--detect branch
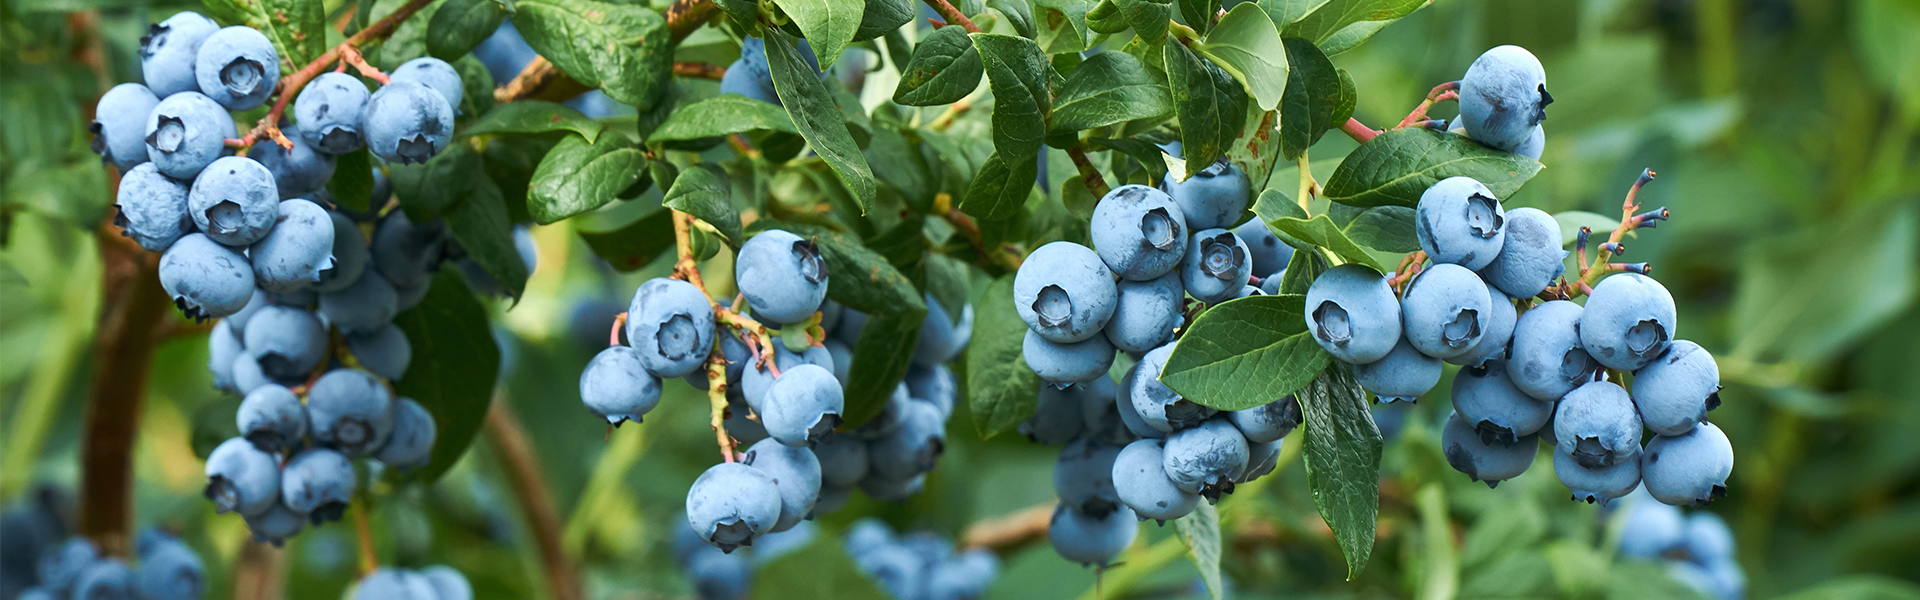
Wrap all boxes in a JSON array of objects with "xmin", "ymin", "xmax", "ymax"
[
  {"xmin": 1395, "ymin": 81, "xmax": 1459, "ymax": 130},
  {"xmin": 233, "ymin": 0, "xmax": 435, "ymax": 150},
  {"xmin": 674, "ymin": 61, "xmax": 727, "ymax": 80},
  {"xmin": 486, "ymin": 402, "xmax": 582, "ymax": 600},
  {"xmin": 78, "ymin": 221, "xmax": 169, "ymax": 559},
  {"xmin": 1339, "ymin": 117, "xmax": 1379, "ymax": 144},
  {"xmin": 961, "ymin": 503, "xmax": 1052, "ymax": 550},
  {"xmin": 350, "ymin": 493, "xmax": 378, "ymax": 576},
  {"xmin": 921, "ymin": 0, "xmax": 982, "ymax": 33},
  {"xmin": 936, "ymin": 193, "xmax": 1023, "ymax": 273},
  {"xmin": 230, "ymin": 540, "xmax": 286, "ymax": 600},
  {"xmin": 1067, "ymin": 146, "xmax": 1111, "ymax": 198},
  {"xmin": 1545, "ymin": 169, "xmax": 1664, "ymax": 300}
]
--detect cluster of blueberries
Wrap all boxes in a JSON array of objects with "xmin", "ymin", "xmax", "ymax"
[
  {"xmin": 577, "ymin": 229, "xmax": 973, "ymax": 554},
  {"xmin": 1617, "ymin": 489, "xmax": 1745, "ymax": 599},
  {"xmin": 673, "ymin": 519, "xmax": 997, "ymax": 600},
  {"xmin": 347, "ymin": 565, "xmax": 471, "ymax": 600},
  {"xmin": 10, "ymin": 531, "xmax": 205, "ymax": 600}
]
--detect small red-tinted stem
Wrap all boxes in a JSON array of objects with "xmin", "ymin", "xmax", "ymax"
[
  {"xmin": 1340, "ymin": 118, "xmax": 1379, "ymax": 143},
  {"xmin": 337, "ymin": 45, "xmax": 389, "ymax": 84},
  {"xmin": 921, "ymin": 0, "xmax": 981, "ymax": 33},
  {"xmin": 609, "ymin": 312, "xmax": 627, "ymax": 347},
  {"xmin": 1396, "ymin": 90, "xmax": 1460, "ymax": 130}
]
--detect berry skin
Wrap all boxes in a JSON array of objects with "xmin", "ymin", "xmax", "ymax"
[
  {"xmin": 237, "ymin": 384, "xmax": 307, "ymax": 454},
  {"xmin": 145, "ymin": 92, "xmax": 235, "ymax": 180},
  {"xmin": 1553, "ymin": 446, "xmax": 1640, "ymax": 505},
  {"xmin": 1354, "ymin": 336, "xmax": 1442, "ymax": 403},
  {"xmin": 1089, "ymin": 184, "xmax": 1188, "ymax": 280},
  {"xmin": 1440, "ymin": 411, "xmax": 1537, "ymax": 488},
  {"xmin": 204, "ymin": 437, "xmax": 281, "ymax": 517},
  {"xmin": 735, "ymin": 230, "xmax": 829, "ymax": 324},
  {"xmin": 742, "ymin": 438, "xmax": 823, "ymax": 532},
  {"xmin": 1553, "ymin": 380, "xmax": 1642, "ymax": 469},
  {"xmin": 390, "ymin": 57, "xmax": 465, "ymax": 112},
  {"xmin": 250, "ymin": 198, "xmax": 337, "ymax": 293},
  {"xmin": 1228, "ymin": 396, "xmax": 1301, "ymax": 443},
  {"xmin": 1416, "ymin": 177, "xmax": 1507, "ymax": 270},
  {"xmin": 1507, "ymin": 300, "xmax": 1597, "ymax": 401},
  {"xmin": 812, "ymin": 433, "xmax": 870, "ymax": 487},
  {"xmin": 1022, "ymin": 329, "xmax": 1116, "ymax": 385},
  {"xmin": 1479, "ymin": 207, "xmax": 1565, "ymax": 298},
  {"xmin": 1401, "ymin": 263, "xmax": 1494, "ymax": 359},
  {"xmin": 71, "ymin": 558, "xmax": 133, "ymax": 600},
  {"xmin": 686, "ymin": 548, "xmax": 752, "ymax": 600},
  {"xmin": 1514, "ymin": 124, "xmax": 1545, "ymax": 159},
  {"xmin": 1015, "ymin": 242, "xmax": 1119, "ymax": 343},
  {"xmin": 114, "ymin": 162, "xmax": 193, "ymax": 252},
  {"xmin": 1685, "ymin": 512, "xmax": 1735, "ymax": 564},
  {"xmin": 719, "ymin": 57, "xmax": 781, "ymax": 104},
  {"xmin": 249, "ymin": 123, "xmax": 338, "ymax": 199},
  {"xmin": 1130, "ymin": 343, "xmax": 1216, "ymax": 432},
  {"xmin": 347, "ymin": 324, "xmax": 413, "ymax": 381},
  {"xmin": 927, "ymin": 550, "xmax": 1000, "ymax": 600},
  {"xmin": 159, "ymin": 233, "xmax": 256, "ymax": 321},
  {"xmin": 1053, "ymin": 438, "xmax": 1123, "ymax": 517},
  {"xmin": 208, "ymin": 320, "xmax": 244, "ymax": 392},
  {"xmin": 36, "ymin": 537, "xmax": 99, "ymax": 593},
  {"xmin": 1631, "ymin": 340, "xmax": 1721, "ymax": 436},
  {"xmin": 1179, "ymin": 228, "xmax": 1252, "ymax": 304},
  {"xmin": 914, "ymin": 295, "xmax": 972, "ymax": 367},
  {"xmin": 1618, "ymin": 490, "xmax": 1685, "ymax": 557},
  {"xmin": 1642, "ymin": 421, "xmax": 1734, "ymax": 507},
  {"xmin": 1235, "ymin": 219, "xmax": 1295, "ymax": 279},
  {"xmin": 295, "ymin": 72, "xmax": 373, "ymax": 154},
  {"xmin": 687, "ymin": 462, "xmax": 784, "ymax": 552},
  {"xmin": 134, "ymin": 534, "xmax": 205, "ymax": 600},
  {"xmin": 1258, "ymin": 267, "xmax": 1286, "ymax": 295},
  {"xmin": 1239, "ymin": 438, "xmax": 1283, "ymax": 483},
  {"xmin": 1069, "ymin": 375, "xmax": 1130, "ymax": 444},
  {"xmin": 1111, "ymin": 439, "xmax": 1199, "ymax": 521},
  {"xmin": 1159, "ymin": 161, "xmax": 1250, "ymax": 230},
  {"xmin": 906, "ymin": 364, "xmax": 958, "ymax": 422},
  {"xmin": 374, "ymin": 397, "xmax": 437, "ymax": 470},
  {"xmin": 1448, "ymin": 279, "xmax": 1517, "ymax": 368},
  {"xmin": 1104, "ymin": 272, "xmax": 1184, "ymax": 354},
  {"xmin": 189, "ymin": 156, "xmax": 281, "ymax": 247},
  {"xmin": 369, "ymin": 210, "xmax": 447, "ymax": 291},
  {"xmin": 759, "ymin": 364, "xmax": 845, "ymax": 447},
  {"xmin": 281, "ymin": 448, "xmax": 356, "ymax": 524},
  {"xmin": 419, "ymin": 566, "xmax": 473, "ymax": 600},
  {"xmin": 625, "ymin": 277, "xmax": 717, "ymax": 378},
  {"xmin": 140, "ymin": 12, "xmax": 220, "ymax": 97},
  {"xmin": 579, "ymin": 346, "xmax": 663, "ymax": 426},
  {"xmin": 1162, "ymin": 416, "xmax": 1249, "ymax": 500},
  {"xmin": 1579, "ymin": 273, "xmax": 1677, "ymax": 371},
  {"xmin": 1458, "ymin": 45, "xmax": 1551, "ymax": 152},
  {"xmin": 867, "ymin": 399, "xmax": 946, "ymax": 480},
  {"xmin": 320, "ymin": 271, "xmax": 400, "ymax": 334},
  {"xmin": 741, "ymin": 342, "xmax": 832, "ymax": 407},
  {"xmin": 1114, "ymin": 364, "xmax": 1166, "ymax": 440},
  {"xmin": 1022, "ymin": 383, "xmax": 1088, "ymax": 445},
  {"xmin": 1047, "ymin": 502, "xmax": 1138, "ymax": 568},
  {"xmin": 93, "ymin": 83, "xmax": 161, "ymax": 171},
  {"xmin": 315, "ymin": 210, "xmax": 370, "ymax": 293},
  {"xmin": 1304, "ymin": 265, "xmax": 1402, "ymax": 364},
  {"xmin": 194, "ymin": 26, "xmax": 279, "ymax": 110},
  {"xmin": 858, "ymin": 473, "xmax": 927, "ymax": 503},
  {"xmin": 364, "ymin": 81, "xmax": 455, "ymax": 165},
  {"xmin": 353, "ymin": 569, "xmax": 438, "ymax": 600},
  {"xmin": 306, "ymin": 369, "xmax": 396, "ymax": 456},
  {"xmin": 1452, "ymin": 359, "xmax": 1553, "ymax": 445},
  {"xmin": 846, "ymin": 384, "xmax": 911, "ymax": 441}
]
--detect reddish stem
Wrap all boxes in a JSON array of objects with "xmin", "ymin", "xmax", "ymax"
[
  {"xmin": 921, "ymin": 0, "xmax": 982, "ymax": 33},
  {"xmin": 1340, "ymin": 118, "xmax": 1379, "ymax": 143}
]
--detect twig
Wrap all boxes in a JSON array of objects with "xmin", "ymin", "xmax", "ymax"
[
  {"xmin": 1339, "ymin": 117, "xmax": 1379, "ymax": 144},
  {"xmin": 351, "ymin": 493, "xmax": 377, "ymax": 576},
  {"xmin": 926, "ymin": 97, "xmax": 973, "ymax": 131},
  {"xmin": 936, "ymin": 193, "xmax": 1022, "ymax": 272},
  {"xmin": 704, "ymin": 351, "xmax": 735, "ymax": 463},
  {"xmin": 232, "ymin": 0, "xmax": 436, "ymax": 150},
  {"xmin": 78, "ymin": 221, "xmax": 169, "ymax": 559},
  {"xmin": 494, "ymin": 57, "xmax": 561, "ymax": 104},
  {"xmin": 486, "ymin": 402, "xmax": 582, "ymax": 600},
  {"xmin": 1545, "ymin": 169, "xmax": 1665, "ymax": 299},
  {"xmin": 670, "ymin": 210, "xmax": 777, "ymax": 460},
  {"xmin": 1068, "ymin": 146, "xmax": 1111, "ymax": 198},
  {"xmin": 230, "ymin": 539, "xmax": 285, "ymax": 600},
  {"xmin": 1395, "ymin": 81, "xmax": 1459, "ymax": 130},
  {"xmin": 1296, "ymin": 154, "xmax": 1315, "ymax": 215},
  {"xmin": 961, "ymin": 503, "xmax": 1053, "ymax": 550},
  {"xmin": 920, "ymin": 0, "xmax": 981, "ymax": 33},
  {"xmin": 674, "ymin": 61, "xmax": 727, "ymax": 80}
]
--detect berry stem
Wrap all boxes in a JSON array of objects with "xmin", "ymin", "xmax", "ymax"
[
  {"xmin": 1068, "ymin": 144, "xmax": 1112, "ymax": 198},
  {"xmin": 232, "ymin": 0, "xmax": 435, "ymax": 150},
  {"xmin": 609, "ymin": 312, "xmax": 627, "ymax": 347},
  {"xmin": 485, "ymin": 402, "xmax": 584, "ymax": 600},
  {"xmin": 1395, "ymin": 81, "xmax": 1460, "ymax": 130},
  {"xmin": 1339, "ymin": 117, "xmax": 1380, "ymax": 143},
  {"xmin": 350, "ymin": 493, "xmax": 378, "ymax": 576},
  {"xmin": 921, "ymin": 0, "xmax": 982, "ymax": 33},
  {"xmin": 704, "ymin": 354, "xmax": 736, "ymax": 464},
  {"xmin": 935, "ymin": 193, "xmax": 1024, "ymax": 272},
  {"xmin": 669, "ymin": 208, "xmax": 777, "ymax": 463},
  {"xmin": 1296, "ymin": 153, "xmax": 1315, "ymax": 215},
  {"xmin": 1551, "ymin": 169, "xmax": 1660, "ymax": 299},
  {"xmin": 673, "ymin": 61, "xmax": 727, "ymax": 80}
]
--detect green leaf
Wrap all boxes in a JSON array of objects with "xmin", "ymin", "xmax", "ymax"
[
  {"xmin": 660, "ymin": 165, "xmax": 742, "ymax": 244},
  {"xmin": 1282, "ymin": 0, "xmax": 1428, "ymax": 55},
  {"xmin": 205, "ymin": 0, "xmax": 326, "ymax": 69},
  {"xmin": 394, "ymin": 269, "xmax": 501, "ymax": 483},
  {"xmin": 847, "ymin": 310, "xmax": 922, "ymax": 427},
  {"xmin": 766, "ymin": 30, "xmax": 877, "ymax": 214},
  {"xmin": 442, "ymin": 177, "xmax": 529, "ymax": 298},
  {"xmin": 1179, "ymin": 0, "xmax": 1220, "ymax": 35},
  {"xmin": 1255, "ymin": 0, "xmax": 1331, "ymax": 28},
  {"xmin": 988, "ymin": 0, "xmax": 1037, "ymax": 38},
  {"xmin": 1111, "ymin": 0, "xmax": 1174, "ymax": 42},
  {"xmin": 1160, "ymin": 294, "xmax": 1330, "ymax": 410},
  {"xmin": 328, "ymin": 149, "xmax": 375, "ymax": 212},
  {"xmin": 1091, "ymin": 136, "xmax": 1171, "ymax": 184},
  {"xmin": 1320, "ymin": 127, "xmax": 1543, "ymax": 208},
  {"xmin": 1049, "ymin": 52, "xmax": 1173, "ymax": 132},
  {"xmin": 774, "ymin": 0, "xmax": 863, "ymax": 68},
  {"xmin": 1299, "ymin": 361, "xmax": 1381, "ymax": 579},
  {"xmin": 577, "ymin": 208, "xmax": 677, "ymax": 270},
  {"xmin": 961, "ymin": 152, "xmax": 1040, "ymax": 220},
  {"xmin": 856, "ymin": 0, "xmax": 916, "ymax": 40},
  {"xmin": 391, "ymin": 144, "xmax": 484, "ymax": 220},
  {"xmin": 1226, "ymin": 104, "xmax": 1282, "ymax": 193},
  {"xmin": 752, "ymin": 536, "xmax": 891, "ymax": 600},
  {"xmin": 925, "ymin": 254, "xmax": 970, "ymax": 324},
  {"xmin": 1771, "ymin": 575, "xmax": 1920, "ymax": 600},
  {"xmin": 1164, "ymin": 42, "xmax": 1249, "ymax": 176},
  {"xmin": 190, "ymin": 396, "xmax": 243, "ymax": 461},
  {"xmin": 1552, "ymin": 210, "xmax": 1619, "ymax": 247},
  {"xmin": 1250, "ymin": 187, "xmax": 1310, "ymax": 249},
  {"xmin": 1328, "ymin": 203, "xmax": 1418, "ymax": 253},
  {"xmin": 460, "ymin": 100, "xmax": 607, "ymax": 142},
  {"xmin": 1086, "ymin": 0, "xmax": 1130, "ymax": 34},
  {"xmin": 971, "ymin": 33, "xmax": 1052, "ymax": 159},
  {"xmin": 1278, "ymin": 244, "xmax": 1328, "ymax": 295},
  {"xmin": 1174, "ymin": 502, "xmax": 1226, "ymax": 600},
  {"xmin": 866, "ymin": 127, "xmax": 933, "ymax": 204},
  {"xmin": 968, "ymin": 275, "xmax": 1042, "ymax": 438},
  {"xmin": 452, "ymin": 55, "xmax": 497, "ymax": 119},
  {"xmin": 646, "ymin": 95, "xmax": 798, "ymax": 142},
  {"xmin": 1279, "ymin": 37, "xmax": 1339, "ymax": 160},
  {"xmin": 1332, "ymin": 67, "xmax": 1357, "ymax": 124},
  {"xmin": 514, "ymin": 0, "xmax": 674, "ymax": 109},
  {"xmin": 1034, "ymin": 0, "xmax": 1098, "ymax": 53},
  {"xmin": 1268, "ymin": 215, "xmax": 1389, "ymax": 272},
  {"xmin": 1731, "ymin": 203, "xmax": 1918, "ymax": 362},
  {"xmin": 1197, "ymin": 4, "xmax": 1289, "ymax": 111},
  {"xmin": 427, "ymin": 0, "xmax": 507, "ymax": 60},
  {"xmin": 714, "ymin": 0, "xmax": 759, "ymax": 25},
  {"xmin": 893, "ymin": 26, "xmax": 984, "ymax": 107},
  {"xmin": 527, "ymin": 133, "xmax": 648, "ymax": 224}
]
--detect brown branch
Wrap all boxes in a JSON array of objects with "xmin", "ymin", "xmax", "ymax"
[
  {"xmin": 921, "ymin": 0, "xmax": 982, "ymax": 33},
  {"xmin": 665, "ymin": 0, "xmax": 717, "ymax": 43},
  {"xmin": 934, "ymin": 194, "xmax": 1022, "ymax": 272},
  {"xmin": 78, "ymin": 220, "xmax": 169, "ymax": 559},
  {"xmin": 487, "ymin": 402, "xmax": 582, "ymax": 600},
  {"xmin": 233, "ymin": 0, "xmax": 435, "ymax": 150},
  {"xmin": 493, "ymin": 57, "xmax": 562, "ymax": 104},
  {"xmin": 1067, "ymin": 146, "xmax": 1110, "ymax": 199},
  {"xmin": 674, "ymin": 61, "xmax": 727, "ymax": 80},
  {"xmin": 962, "ymin": 504, "xmax": 1053, "ymax": 550},
  {"xmin": 230, "ymin": 540, "xmax": 286, "ymax": 600}
]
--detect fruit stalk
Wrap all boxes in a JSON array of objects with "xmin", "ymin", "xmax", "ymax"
[
  {"xmin": 934, "ymin": 192, "xmax": 1024, "ymax": 272},
  {"xmin": 1549, "ymin": 169, "xmax": 1663, "ymax": 299},
  {"xmin": 1339, "ymin": 117, "xmax": 1379, "ymax": 143},
  {"xmin": 232, "ymin": 0, "xmax": 437, "ymax": 150},
  {"xmin": 668, "ymin": 209, "xmax": 778, "ymax": 458},
  {"xmin": 1395, "ymin": 81, "xmax": 1460, "ymax": 130},
  {"xmin": 705, "ymin": 357, "xmax": 736, "ymax": 463},
  {"xmin": 351, "ymin": 493, "xmax": 378, "ymax": 576},
  {"xmin": 673, "ymin": 61, "xmax": 727, "ymax": 80},
  {"xmin": 486, "ymin": 402, "xmax": 584, "ymax": 600},
  {"xmin": 1068, "ymin": 145, "xmax": 1112, "ymax": 198},
  {"xmin": 920, "ymin": 0, "xmax": 982, "ymax": 34}
]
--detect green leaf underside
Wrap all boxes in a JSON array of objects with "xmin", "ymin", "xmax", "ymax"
[
  {"xmin": 513, "ymin": 0, "xmax": 673, "ymax": 109},
  {"xmin": 893, "ymin": 26, "xmax": 985, "ymax": 107},
  {"xmin": 647, "ymin": 95, "xmax": 799, "ymax": 142},
  {"xmin": 1034, "ymin": 0, "xmax": 1098, "ymax": 53},
  {"xmin": 1175, "ymin": 502, "xmax": 1226, "ymax": 600},
  {"xmin": 1300, "ymin": 361, "xmax": 1382, "ymax": 580},
  {"xmin": 527, "ymin": 133, "xmax": 648, "ymax": 224},
  {"xmin": 1321, "ymin": 127, "xmax": 1544, "ymax": 208},
  {"xmin": 766, "ymin": 30, "xmax": 878, "ymax": 214},
  {"xmin": 1050, "ymin": 52, "xmax": 1173, "ymax": 132},
  {"xmin": 967, "ymin": 275, "xmax": 1042, "ymax": 438},
  {"xmin": 393, "ymin": 270, "xmax": 501, "ymax": 483},
  {"xmin": 1164, "ymin": 41, "xmax": 1248, "ymax": 176},
  {"xmin": 1198, "ymin": 4, "xmax": 1290, "ymax": 111},
  {"xmin": 205, "ymin": 0, "xmax": 325, "ymax": 70},
  {"xmin": 1112, "ymin": 0, "xmax": 1174, "ymax": 42},
  {"xmin": 443, "ymin": 177, "xmax": 530, "ymax": 298},
  {"xmin": 972, "ymin": 34, "xmax": 1052, "ymax": 159},
  {"xmin": 1161, "ymin": 294, "xmax": 1330, "ymax": 410},
  {"xmin": 1268, "ymin": 215, "xmax": 1390, "ymax": 272},
  {"xmin": 1280, "ymin": 37, "xmax": 1340, "ymax": 160},
  {"xmin": 660, "ymin": 164, "xmax": 743, "ymax": 245},
  {"xmin": 1278, "ymin": 246, "xmax": 1329, "ymax": 295},
  {"xmin": 460, "ymin": 101, "xmax": 606, "ymax": 142},
  {"xmin": 774, "ymin": 0, "xmax": 863, "ymax": 70},
  {"xmin": 578, "ymin": 208, "xmax": 676, "ymax": 271}
]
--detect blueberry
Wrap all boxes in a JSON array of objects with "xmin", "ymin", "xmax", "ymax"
[
  {"xmin": 1458, "ymin": 45, "xmax": 1550, "ymax": 152},
  {"xmin": 843, "ymin": 518, "xmax": 894, "ymax": 557},
  {"xmin": 1416, "ymin": 177, "xmax": 1506, "ymax": 270},
  {"xmin": 145, "ymin": 92, "xmax": 234, "ymax": 180},
  {"xmin": 905, "ymin": 363, "xmax": 958, "ymax": 422},
  {"xmin": 1111, "ymin": 439, "xmax": 1198, "ymax": 521},
  {"xmin": 1514, "ymin": 124, "xmax": 1546, "ymax": 160},
  {"xmin": 237, "ymin": 384, "xmax": 307, "ymax": 454},
  {"xmin": 1023, "ymin": 329, "xmax": 1116, "ymax": 385},
  {"xmin": 831, "ymin": 307, "xmax": 868, "ymax": 345},
  {"xmin": 733, "ymin": 230, "xmax": 828, "ymax": 323},
  {"xmin": 867, "ymin": 398, "xmax": 945, "ymax": 479},
  {"xmin": 93, "ymin": 83, "xmax": 161, "ymax": 171},
  {"xmin": 1400, "ymin": 263, "xmax": 1493, "ymax": 359},
  {"xmin": 625, "ymin": 277, "xmax": 717, "ymax": 378},
  {"xmin": 373, "ymin": 397, "xmax": 436, "ymax": 470},
  {"xmin": 1089, "ymin": 184, "xmax": 1188, "ymax": 280},
  {"xmin": 353, "ymin": 569, "xmax": 437, "ymax": 600},
  {"xmin": 1158, "ymin": 160, "xmax": 1249, "ymax": 230},
  {"xmin": 686, "ymin": 548, "xmax": 752, "ymax": 600},
  {"xmin": 347, "ymin": 324, "xmax": 412, "ymax": 381},
  {"xmin": 1304, "ymin": 265, "xmax": 1402, "ymax": 364},
  {"xmin": 812, "ymin": 433, "xmax": 869, "ymax": 488},
  {"xmin": 226, "ymin": 289, "xmax": 272, "ymax": 335},
  {"xmin": 1046, "ymin": 502, "xmax": 1137, "ymax": 567},
  {"xmin": 1684, "ymin": 512, "xmax": 1735, "ymax": 564},
  {"xmin": 306, "ymin": 369, "xmax": 395, "ymax": 456},
  {"xmin": 1553, "ymin": 447, "xmax": 1640, "ymax": 505},
  {"xmin": 1258, "ymin": 267, "xmax": 1286, "ymax": 295},
  {"xmin": 1179, "ymin": 228, "xmax": 1252, "ymax": 304},
  {"xmin": 159, "ymin": 233, "xmax": 256, "ymax": 320},
  {"xmin": 365, "ymin": 81, "xmax": 454, "ymax": 164},
  {"xmin": 761, "ymin": 364, "xmax": 846, "ymax": 447},
  {"xmin": 36, "ymin": 537, "xmax": 98, "ymax": 594},
  {"xmin": 1130, "ymin": 343, "xmax": 1216, "ymax": 432},
  {"xmin": 1579, "ymin": 273, "xmax": 1676, "ymax": 371},
  {"xmin": 208, "ymin": 320, "xmax": 244, "ymax": 392},
  {"xmin": 741, "ymin": 438, "xmax": 822, "ymax": 532},
  {"xmin": 1069, "ymin": 375, "xmax": 1130, "ymax": 444},
  {"xmin": 1553, "ymin": 380, "xmax": 1642, "ymax": 469},
  {"xmin": 1479, "ymin": 207, "xmax": 1564, "ymax": 298},
  {"xmin": 1617, "ymin": 489, "xmax": 1685, "ymax": 557},
  {"xmin": 250, "ymin": 123, "xmax": 338, "ymax": 199},
  {"xmin": 188, "ymin": 156, "xmax": 281, "ymax": 247},
  {"xmin": 71, "ymin": 557, "xmax": 132, "ymax": 600},
  {"xmin": 1440, "ymin": 410, "xmax": 1537, "ymax": 488},
  {"xmin": 857, "ymin": 472, "xmax": 926, "ymax": 503},
  {"xmin": 320, "ymin": 270, "xmax": 400, "ymax": 334},
  {"xmin": 230, "ymin": 353, "xmax": 276, "ymax": 395},
  {"xmin": 194, "ymin": 26, "xmax": 280, "ymax": 110},
  {"xmin": 1507, "ymin": 300, "xmax": 1597, "ymax": 401},
  {"xmin": 295, "ymin": 72, "xmax": 373, "ymax": 154},
  {"xmin": 1054, "ymin": 437, "xmax": 1122, "ymax": 517},
  {"xmin": 1447, "ymin": 279, "xmax": 1517, "ymax": 368},
  {"xmin": 1235, "ymin": 219, "xmax": 1295, "ymax": 278},
  {"xmin": 370, "ymin": 210, "xmax": 447, "ymax": 290},
  {"xmin": 1352, "ymin": 336, "xmax": 1441, "ymax": 403},
  {"xmin": 1115, "ymin": 364, "xmax": 1165, "ymax": 440},
  {"xmin": 689, "ymin": 331, "xmax": 754, "ymax": 390},
  {"xmin": 1161, "ymin": 416, "xmax": 1249, "ymax": 500},
  {"xmin": 1103, "ymin": 272, "xmax": 1184, "ymax": 354},
  {"xmin": 686, "ymin": 462, "xmax": 783, "ymax": 552},
  {"xmin": 846, "ymin": 384, "xmax": 911, "ymax": 441},
  {"xmin": 1452, "ymin": 359, "xmax": 1554, "ymax": 446},
  {"xmin": 204, "ymin": 437, "xmax": 281, "ymax": 517},
  {"xmin": 579, "ymin": 346, "xmax": 663, "ymax": 426},
  {"xmin": 419, "ymin": 565, "xmax": 472, "ymax": 600},
  {"xmin": 314, "ymin": 210, "xmax": 369, "ymax": 293},
  {"xmin": 1014, "ymin": 241, "xmax": 1118, "ymax": 343},
  {"xmin": 1239, "ymin": 438, "xmax": 1283, "ymax": 483},
  {"xmin": 1022, "ymin": 383, "xmax": 1088, "ymax": 445},
  {"xmin": 1631, "ymin": 340, "xmax": 1721, "ymax": 436},
  {"xmin": 250, "ymin": 198, "xmax": 337, "ymax": 292},
  {"xmin": 474, "ymin": 21, "xmax": 538, "ymax": 83},
  {"xmin": 113, "ymin": 162, "xmax": 193, "ymax": 252},
  {"xmin": 140, "ymin": 12, "xmax": 220, "ymax": 97},
  {"xmin": 927, "ymin": 550, "xmax": 1000, "ymax": 600},
  {"xmin": 1228, "ymin": 396, "xmax": 1300, "ymax": 444},
  {"xmin": 390, "ymin": 57, "xmax": 465, "ymax": 112},
  {"xmin": 914, "ymin": 294, "xmax": 970, "ymax": 367},
  {"xmin": 719, "ymin": 58, "xmax": 781, "ymax": 104},
  {"xmin": 1641, "ymin": 421, "xmax": 1733, "ymax": 507},
  {"xmin": 723, "ymin": 389, "xmax": 770, "ymax": 447},
  {"xmin": 132, "ymin": 534, "xmax": 204, "ymax": 600},
  {"xmin": 281, "ymin": 447, "xmax": 356, "ymax": 524},
  {"xmin": 850, "ymin": 542, "xmax": 923, "ymax": 599}
]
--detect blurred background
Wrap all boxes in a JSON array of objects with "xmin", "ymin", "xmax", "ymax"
[{"xmin": 2, "ymin": 0, "xmax": 1917, "ymax": 598}]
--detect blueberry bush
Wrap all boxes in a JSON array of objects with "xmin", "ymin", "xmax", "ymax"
[{"xmin": 3, "ymin": 0, "xmax": 1919, "ymax": 599}]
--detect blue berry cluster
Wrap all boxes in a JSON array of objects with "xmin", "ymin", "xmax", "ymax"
[
  {"xmin": 1449, "ymin": 45, "xmax": 1552, "ymax": 160},
  {"xmin": 670, "ymin": 518, "xmax": 997, "ymax": 600},
  {"xmin": 10, "ymin": 530, "xmax": 205, "ymax": 600},
  {"xmin": 1615, "ymin": 489, "xmax": 1745, "ymax": 599},
  {"xmin": 348, "ymin": 565, "xmax": 471, "ymax": 600}
]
